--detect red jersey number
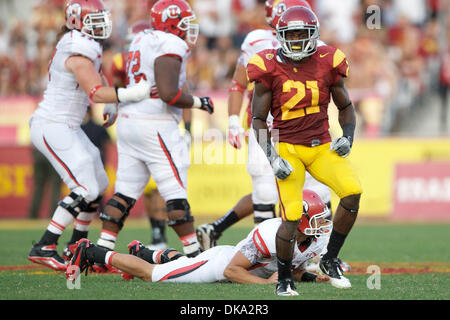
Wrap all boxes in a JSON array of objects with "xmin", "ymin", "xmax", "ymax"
[{"xmin": 126, "ymin": 50, "xmax": 147, "ymax": 86}]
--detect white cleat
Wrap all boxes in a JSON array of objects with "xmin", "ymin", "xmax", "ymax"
[{"xmin": 275, "ymin": 279, "xmax": 299, "ymax": 296}]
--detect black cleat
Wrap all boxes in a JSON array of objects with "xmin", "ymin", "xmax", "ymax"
[
  {"xmin": 275, "ymin": 278, "xmax": 299, "ymax": 296},
  {"xmin": 28, "ymin": 242, "xmax": 67, "ymax": 271},
  {"xmin": 319, "ymin": 257, "xmax": 351, "ymax": 289},
  {"xmin": 196, "ymin": 224, "xmax": 221, "ymax": 251}
]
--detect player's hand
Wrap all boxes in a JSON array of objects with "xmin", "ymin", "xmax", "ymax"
[
  {"xmin": 228, "ymin": 115, "xmax": 245, "ymax": 149},
  {"xmin": 117, "ymin": 80, "xmax": 151, "ymax": 102},
  {"xmin": 315, "ymin": 274, "xmax": 330, "ymax": 283},
  {"xmin": 271, "ymin": 156, "xmax": 294, "ymax": 180},
  {"xmin": 267, "ymin": 271, "xmax": 278, "ymax": 284},
  {"xmin": 199, "ymin": 97, "xmax": 214, "ymax": 114},
  {"xmin": 103, "ymin": 103, "xmax": 118, "ymax": 127},
  {"xmin": 330, "ymin": 136, "xmax": 352, "ymax": 158}
]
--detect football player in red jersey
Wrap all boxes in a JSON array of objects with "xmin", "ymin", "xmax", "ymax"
[{"xmin": 249, "ymin": 6, "xmax": 362, "ymax": 295}]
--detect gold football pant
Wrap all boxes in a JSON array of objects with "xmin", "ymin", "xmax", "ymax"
[{"xmin": 276, "ymin": 142, "xmax": 362, "ymax": 221}]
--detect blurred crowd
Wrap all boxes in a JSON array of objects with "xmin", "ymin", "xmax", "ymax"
[{"xmin": 0, "ymin": 0, "xmax": 448, "ymax": 136}]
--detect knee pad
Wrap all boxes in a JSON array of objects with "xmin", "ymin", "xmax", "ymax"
[
  {"xmin": 58, "ymin": 192, "xmax": 90, "ymax": 218},
  {"xmin": 166, "ymin": 199, "xmax": 193, "ymax": 227},
  {"xmin": 253, "ymin": 203, "xmax": 276, "ymax": 223},
  {"xmin": 252, "ymin": 182, "xmax": 278, "ymax": 205},
  {"xmin": 86, "ymin": 195, "xmax": 102, "ymax": 213},
  {"xmin": 99, "ymin": 193, "xmax": 136, "ymax": 230}
]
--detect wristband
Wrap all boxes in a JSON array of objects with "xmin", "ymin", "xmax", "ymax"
[
  {"xmin": 168, "ymin": 89, "xmax": 182, "ymax": 105},
  {"xmin": 229, "ymin": 79, "xmax": 246, "ymax": 93},
  {"xmin": 89, "ymin": 85, "xmax": 102, "ymax": 100},
  {"xmin": 192, "ymin": 96, "xmax": 201, "ymax": 108},
  {"xmin": 228, "ymin": 115, "xmax": 240, "ymax": 127},
  {"xmin": 300, "ymin": 271, "xmax": 318, "ymax": 282}
]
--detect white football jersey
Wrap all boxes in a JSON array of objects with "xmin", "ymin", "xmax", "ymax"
[
  {"xmin": 233, "ymin": 218, "xmax": 327, "ymax": 279},
  {"xmin": 119, "ymin": 30, "xmax": 190, "ymax": 123},
  {"xmin": 34, "ymin": 30, "xmax": 102, "ymax": 125},
  {"xmin": 238, "ymin": 29, "xmax": 279, "ymax": 68}
]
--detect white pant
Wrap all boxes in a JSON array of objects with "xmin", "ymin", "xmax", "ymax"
[
  {"xmin": 114, "ymin": 115, "xmax": 190, "ymax": 201},
  {"xmin": 29, "ymin": 115, "xmax": 108, "ymax": 202},
  {"xmin": 151, "ymin": 246, "xmax": 235, "ymax": 283},
  {"xmin": 246, "ymin": 129, "xmax": 331, "ymax": 205}
]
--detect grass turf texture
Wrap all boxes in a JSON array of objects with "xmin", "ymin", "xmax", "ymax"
[{"xmin": 0, "ymin": 221, "xmax": 449, "ymax": 300}]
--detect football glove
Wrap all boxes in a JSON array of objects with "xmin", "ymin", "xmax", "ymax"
[
  {"xmin": 199, "ymin": 97, "xmax": 214, "ymax": 114},
  {"xmin": 228, "ymin": 115, "xmax": 245, "ymax": 149},
  {"xmin": 330, "ymin": 136, "xmax": 352, "ymax": 158},
  {"xmin": 102, "ymin": 103, "xmax": 118, "ymax": 127},
  {"xmin": 117, "ymin": 80, "xmax": 151, "ymax": 103},
  {"xmin": 271, "ymin": 156, "xmax": 294, "ymax": 180}
]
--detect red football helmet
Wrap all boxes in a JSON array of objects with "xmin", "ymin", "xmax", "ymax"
[
  {"xmin": 271, "ymin": 0, "xmax": 312, "ymax": 29},
  {"xmin": 298, "ymin": 189, "xmax": 332, "ymax": 238},
  {"xmin": 276, "ymin": 6, "xmax": 320, "ymax": 61},
  {"xmin": 151, "ymin": 0, "xmax": 199, "ymax": 46},
  {"xmin": 126, "ymin": 20, "xmax": 151, "ymax": 42},
  {"xmin": 265, "ymin": 0, "xmax": 276, "ymax": 27},
  {"xmin": 65, "ymin": 0, "xmax": 112, "ymax": 39}
]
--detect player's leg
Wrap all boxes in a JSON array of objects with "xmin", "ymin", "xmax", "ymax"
[
  {"xmin": 150, "ymin": 129, "xmax": 200, "ymax": 257},
  {"xmin": 63, "ymin": 130, "xmax": 109, "ymax": 260},
  {"xmin": 28, "ymin": 120, "xmax": 107, "ymax": 270},
  {"xmin": 306, "ymin": 143, "xmax": 362, "ymax": 288},
  {"xmin": 196, "ymin": 193, "xmax": 253, "ymax": 250},
  {"xmin": 247, "ymin": 128, "xmax": 278, "ymax": 224},
  {"xmin": 273, "ymin": 142, "xmax": 305, "ymax": 296},
  {"xmin": 96, "ymin": 152, "xmax": 148, "ymax": 250},
  {"xmin": 143, "ymin": 180, "xmax": 168, "ymax": 250},
  {"xmin": 66, "ymin": 239, "xmax": 156, "ymax": 282}
]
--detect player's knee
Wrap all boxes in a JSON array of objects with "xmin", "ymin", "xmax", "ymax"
[
  {"xmin": 166, "ymin": 199, "xmax": 193, "ymax": 226},
  {"xmin": 340, "ymin": 194, "xmax": 361, "ymax": 214},
  {"xmin": 253, "ymin": 183, "xmax": 278, "ymax": 204},
  {"xmin": 58, "ymin": 192, "xmax": 90, "ymax": 218},
  {"xmin": 99, "ymin": 193, "xmax": 136, "ymax": 230}
]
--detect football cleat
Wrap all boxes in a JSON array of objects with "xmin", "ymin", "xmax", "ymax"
[
  {"xmin": 65, "ymin": 238, "xmax": 95, "ymax": 280},
  {"xmin": 28, "ymin": 242, "xmax": 67, "ymax": 271},
  {"xmin": 319, "ymin": 257, "xmax": 352, "ymax": 289},
  {"xmin": 62, "ymin": 242, "xmax": 78, "ymax": 261},
  {"xmin": 195, "ymin": 224, "xmax": 221, "ymax": 251},
  {"xmin": 337, "ymin": 258, "xmax": 351, "ymax": 273},
  {"xmin": 128, "ymin": 240, "xmax": 145, "ymax": 256},
  {"xmin": 275, "ymin": 279, "xmax": 299, "ymax": 296},
  {"xmin": 146, "ymin": 241, "xmax": 168, "ymax": 251}
]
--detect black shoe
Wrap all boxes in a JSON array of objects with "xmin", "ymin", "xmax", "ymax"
[
  {"xmin": 28, "ymin": 242, "xmax": 67, "ymax": 271},
  {"xmin": 62, "ymin": 242, "xmax": 77, "ymax": 261},
  {"xmin": 275, "ymin": 278, "xmax": 298, "ymax": 296},
  {"xmin": 65, "ymin": 238, "xmax": 95, "ymax": 280},
  {"xmin": 319, "ymin": 257, "xmax": 351, "ymax": 289},
  {"xmin": 195, "ymin": 224, "xmax": 221, "ymax": 250}
]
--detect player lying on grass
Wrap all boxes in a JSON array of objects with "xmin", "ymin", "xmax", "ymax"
[{"xmin": 67, "ymin": 190, "xmax": 333, "ymax": 291}]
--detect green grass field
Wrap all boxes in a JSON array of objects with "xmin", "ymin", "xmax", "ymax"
[{"xmin": 0, "ymin": 219, "xmax": 449, "ymax": 301}]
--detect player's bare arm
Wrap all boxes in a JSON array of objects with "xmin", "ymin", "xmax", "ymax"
[
  {"xmin": 154, "ymin": 56, "xmax": 214, "ymax": 113},
  {"xmin": 252, "ymin": 82, "xmax": 293, "ymax": 180},
  {"xmin": 228, "ymin": 63, "xmax": 248, "ymax": 149},
  {"xmin": 66, "ymin": 55, "xmax": 150, "ymax": 104},
  {"xmin": 292, "ymin": 267, "xmax": 330, "ymax": 283},
  {"xmin": 330, "ymin": 78, "xmax": 356, "ymax": 157},
  {"xmin": 223, "ymin": 251, "xmax": 278, "ymax": 284}
]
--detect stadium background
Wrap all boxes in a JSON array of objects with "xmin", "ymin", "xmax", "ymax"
[{"xmin": 0, "ymin": 0, "xmax": 449, "ymax": 223}]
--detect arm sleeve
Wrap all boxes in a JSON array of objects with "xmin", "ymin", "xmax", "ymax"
[
  {"xmin": 66, "ymin": 32, "xmax": 102, "ymax": 62},
  {"xmin": 330, "ymin": 48, "xmax": 349, "ymax": 85},
  {"xmin": 156, "ymin": 34, "xmax": 189, "ymax": 61}
]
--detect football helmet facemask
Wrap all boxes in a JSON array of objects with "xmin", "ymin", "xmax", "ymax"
[
  {"xmin": 298, "ymin": 189, "xmax": 332, "ymax": 238},
  {"xmin": 151, "ymin": 0, "xmax": 199, "ymax": 46},
  {"xmin": 65, "ymin": 0, "xmax": 112, "ymax": 40},
  {"xmin": 276, "ymin": 6, "xmax": 319, "ymax": 61}
]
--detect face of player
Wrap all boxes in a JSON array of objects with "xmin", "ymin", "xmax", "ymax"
[{"xmin": 285, "ymin": 29, "xmax": 309, "ymax": 51}]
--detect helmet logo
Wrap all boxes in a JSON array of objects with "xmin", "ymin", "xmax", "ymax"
[
  {"xmin": 276, "ymin": 3, "xmax": 286, "ymax": 15},
  {"xmin": 302, "ymin": 200, "xmax": 309, "ymax": 214},
  {"xmin": 162, "ymin": 5, "xmax": 181, "ymax": 22},
  {"xmin": 66, "ymin": 3, "xmax": 82, "ymax": 29}
]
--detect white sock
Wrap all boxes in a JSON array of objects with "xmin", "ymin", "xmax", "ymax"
[{"xmin": 47, "ymin": 196, "xmax": 75, "ymax": 235}]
